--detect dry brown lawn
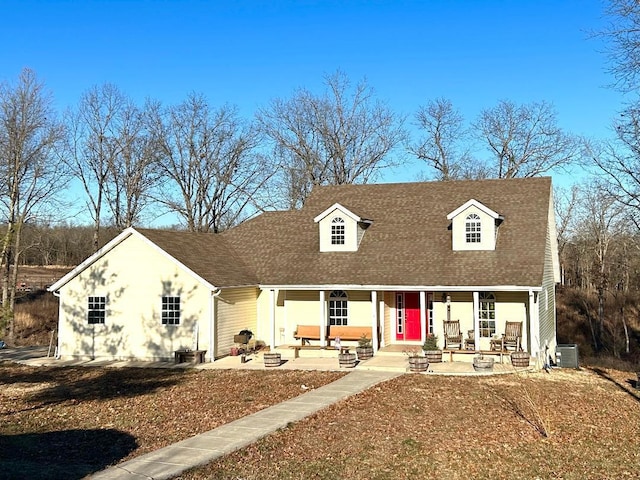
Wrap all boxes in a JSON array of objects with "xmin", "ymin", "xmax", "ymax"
[
  {"xmin": 0, "ymin": 363, "xmax": 343, "ymax": 479},
  {"xmin": 179, "ymin": 366, "xmax": 640, "ymax": 480},
  {"xmin": 2, "ymin": 361, "xmax": 640, "ymax": 480}
]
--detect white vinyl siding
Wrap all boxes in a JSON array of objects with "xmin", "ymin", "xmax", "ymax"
[
  {"xmin": 539, "ymin": 228, "xmax": 558, "ymax": 353},
  {"xmin": 215, "ymin": 287, "xmax": 258, "ymax": 358},
  {"xmin": 56, "ymin": 233, "xmax": 209, "ymax": 361}
]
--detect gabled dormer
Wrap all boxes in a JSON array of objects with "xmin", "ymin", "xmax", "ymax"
[
  {"xmin": 313, "ymin": 203, "xmax": 372, "ymax": 252},
  {"xmin": 447, "ymin": 199, "xmax": 503, "ymax": 251}
]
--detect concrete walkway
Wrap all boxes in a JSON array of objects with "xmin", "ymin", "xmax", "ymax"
[{"xmin": 90, "ymin": 369, "xmax": 400, "ymax": 480}]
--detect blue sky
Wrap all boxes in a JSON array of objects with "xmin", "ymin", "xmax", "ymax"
[{"xmin": 1, "ymin": 0, "xmax": 620, "ymax": 190}]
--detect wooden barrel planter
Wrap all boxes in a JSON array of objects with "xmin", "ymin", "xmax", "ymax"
[
  {"xmin": 408, "ymin": 356, "xmax": 429, "ymax": 372},
  {"xmin": 263, "ymin": 352, "xmax": 282, "ymax": 367},
  {"xmin": 338, "ymin": 352, "xmax": 357, "ymax": 368},
  {"xmin": 424, "ymin": 350, "xmax": 443, "ymax": 363},
  {"xmin": 510, "ymin": 351, "xmax": 531, "ymax": 367},
  {"xmin": 473, "ymin": 356, "xmax": 495, "ymax": 371},
  {"xmin": 356, "ymin": 346, "xmax": 374, "ymax": 360}
]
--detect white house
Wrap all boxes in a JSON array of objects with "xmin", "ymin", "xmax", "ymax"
[{"xmin": 49, "ymin": 177, "xmax": 560, "ymax": 364}]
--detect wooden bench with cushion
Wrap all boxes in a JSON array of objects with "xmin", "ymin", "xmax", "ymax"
[
  {"xmin": 293, "ymin": 325, "xmax": 324, "ymax": 345},
  {"xmin": 327, "ymin": 325, "xmax": 372, "ymax": 343}
]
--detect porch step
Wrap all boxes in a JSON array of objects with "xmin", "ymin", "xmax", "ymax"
[
  {"xmin": 356, "ymin": 356, "xmax": 408, "ymax": 372},
  {"xmin": 274, "ymin": 345, "xmax": 342, "ymax": 359}
]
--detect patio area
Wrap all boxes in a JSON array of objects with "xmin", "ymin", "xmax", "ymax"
[
  {"xmin": 205, "ymin": 345, "xmax": 535, "ymax": 375},
  {"xmin": 1, "ymin": 345, "xmax": 536, "ymax": 375}
]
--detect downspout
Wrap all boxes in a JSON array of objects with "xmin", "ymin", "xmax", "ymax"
[
  {"xmin": 209, "ymin": 288, "xmax": 222, "ymax": 362},
  {"xmin": 52, "ymin": 290, "xmax": 61, "ymax": 359}
]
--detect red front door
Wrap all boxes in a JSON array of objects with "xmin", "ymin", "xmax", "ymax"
[{"xmin": 396, "ymin": 292, "xmax": 421, "ymax": 341}]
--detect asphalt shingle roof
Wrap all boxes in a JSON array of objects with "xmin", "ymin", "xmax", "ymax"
[
  {"xmin": 136, "ymin": 228, "xmax": 258, "ymax": 288},
  {"xmin": 220, "ymin": 177, "xmax": 552, "ymax": 288}
]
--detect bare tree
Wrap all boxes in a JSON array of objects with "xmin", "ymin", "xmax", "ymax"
[
  {"xmin": 0, "ymin": 68, "xmax": 67, "ymax": 339},
  {"xmin": 150, "ymin": 93, "xmax": 270, "ymax": 233},
  {"xmin": 409, "ymin": 98, "xmax": 484, "ymax": 180},
  {"xmin": 104, "ymin": 99, "xmax": 162, "ymax": 229},
  {"xmin": 554, "ymin": 184, "xmax": 580, "ymax": 286},
  {"xmin": 474, "ymin": 100, "xmax": 580, "ymax": 179},
  {"xmin": 257, "ymin": 71, "xmax": 405, "ymax": 208},
  {"xmin": 65, "ymin": 84, "xmax": 125, "ymax": 251},
  {"xmin": 589, "ymin": 107, "xmax": 640, "ymax": 231},
  {"xmin": 66, "ymin": 84, "xmax": 163, "ymax": 246},
  {"xmin": 573, "ymin": 180, "xmax": 628, "ymax": 352},
  {"xmin": 598, "ymin": 0, "xmax": 640, "ymax": 93}
]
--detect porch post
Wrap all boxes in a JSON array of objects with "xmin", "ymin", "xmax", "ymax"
[
  {"xmin": 473, "ymin": 291, "xmax": 480, "ymax": 349},
  {"xmin": 379, "ymin": 295, "xmax": 386, "ymax": 348},
  {"xmin": 371, "ymin": 290, "xmax": 379, "ymax": 353},
  {"xmin": 419, "ymin": 291, "xmax": 427, "ymax": 344},
  {"xmin": 270, "ymin": 289, "xmax": 276, "ymax": 349},
  {"xmin": 529, "ymin": 289, "xmax": 540, "ymax": 357},
  {"xmin": 319, "ymin": 290, "xmax": 327, "ymax": 347}
]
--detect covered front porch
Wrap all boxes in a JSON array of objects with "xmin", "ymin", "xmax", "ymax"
[{"xmin": 256, "ymin": 286, "xmax": 542, "ymax": 364}]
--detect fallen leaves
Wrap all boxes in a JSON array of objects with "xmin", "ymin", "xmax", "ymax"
[
  {"xmin": 179, "ymin": 367, "xmax": 640, "ymax": 480},
  {"xmin": 0, "ymin": 362, "xmax": 343, "ymax": 477}
]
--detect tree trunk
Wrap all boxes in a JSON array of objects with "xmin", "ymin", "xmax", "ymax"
[
  {"xmin": 597, "ymin": 286, "xmax": 605, "ymax": 352},
  {"xmin": 622, "ymin": 307, "xmax": 630, "ymax": 354}
]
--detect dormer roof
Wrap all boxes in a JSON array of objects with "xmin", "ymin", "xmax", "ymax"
[
  {"xmin": 446, "ymin": 199, "xmax": 502, "ymax": 221},
  {"xmin": 313, "ymin": 203, "xmax": 372, "ymax": 224}
]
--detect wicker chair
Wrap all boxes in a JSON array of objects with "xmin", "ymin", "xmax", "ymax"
[{"xmin": 443, "ymin": 320, "xmax": 463, "ymax": 349}]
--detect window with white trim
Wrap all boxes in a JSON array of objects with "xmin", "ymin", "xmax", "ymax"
[
  {"xmin": 87, "ymin": 296, "xmax": 106, "ymax": 324},
  {"xmin": 329, "ymin": 290, "xmax": 348, "ymax": 325},
  {"xmin": 465, "ymin": 213, "xmax": 481, "ymax": 243},
  {"xmin": 162, "ymin": 296, "xmax": 181, "ymax": 325},
  {"xmin": 331, "ymin": 217, "xmax": 345, "ymax": 245},
  {"xmin": 479, "ymin": 292, "xmax": 496, "ymax": 337}
]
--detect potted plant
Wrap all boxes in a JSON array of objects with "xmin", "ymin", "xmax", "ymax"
[
  {"xmin": 356, "ymin": 334, "xmax": 373, "ymax": 360},
  {"xmin": 338, "ymin": 349, "xmax": 357, "ymax": 368},
  {"xmin": 422, "ymin": 334, "xmax": 442, "ymax": 363},
  {"xmin": 472, "ymin": 353, "xmax": 494, "ymax": 371},
  {"xmin": 405, "ymin": 348, "xmax": 429, "ymax": 372}
]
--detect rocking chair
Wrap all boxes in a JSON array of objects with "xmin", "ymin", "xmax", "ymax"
[
  {"xmin": 490, "ymin": 321, "xmax": 523, "ymax": 351},
  {"xmin": 502, "ymin": 321, "xmax": 523, "ymax": 351},
  {"xmin": 443, "ymin": 320, "xmax": 463, "ymax": 349}
]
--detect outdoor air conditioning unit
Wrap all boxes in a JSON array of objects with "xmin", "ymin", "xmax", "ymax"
[{"xmin": 556, "ymin": 343, "xmax": 579, "ymax": 369}]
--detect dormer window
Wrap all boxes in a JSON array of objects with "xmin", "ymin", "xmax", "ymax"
[
  {"xmin": 465, "ymin": 214, "xmax": 481, "ymax": 243},
  {"xmin": 447, "ymin": 199, "xmax": 502, "ymax": 251},
  {"xmin": 331, "ymin": 217, "xmax": 345, "ymax": 245},
  {"xmin": 314, "ymin": 203, "xmax": 372, "ymax": 252}
]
